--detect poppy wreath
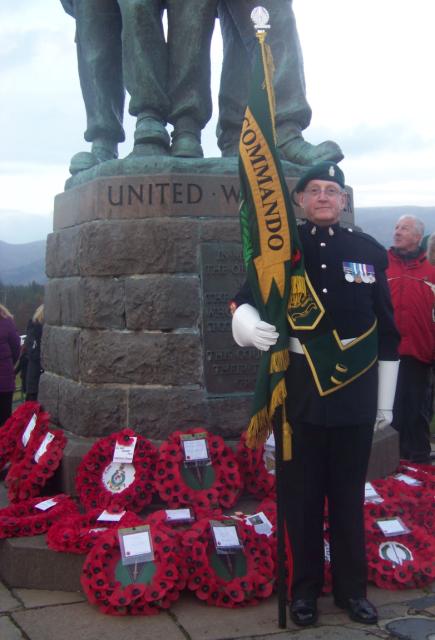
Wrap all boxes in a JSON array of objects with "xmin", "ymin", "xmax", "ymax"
[
  {"xmin": 47, "ymin": 509, "xmax": 145, "ymax": 554},
  {"xmin": 5, "ymin": 427, "xmax": 67, "ymax": 503},
  {"xmin": 235, "ymin": 431, "xmax": 275, "ymax": 500},
  {"xmin": 81, "ymin": 522, "xmax": 187, "ymax": 615},
  {"xmin": 0, "ymin": 494, "xmax": 78, "ymax": 539},
  {"xmin": 155, "ymin": 428, "xmax": 242, "ymax": 512},
  {"xmin": 144, "ymin": 508, "xmax": 197, "ymax": 545},
  {"xmin": 367, "ymin": 476, "xmax": 435, "ymax": 536},
  {"xmin": 76, "ymin": 429, "xmax": 158, "ymax": 513},
  {"xmin": 0, "ymin": 401, "xmax": 48, "ymax": 472},
  {"xmin": 365, "ymin": 501, "xmax": 435, "ymax": 589},
  {"xmin": 182, "ymin": 516, "xmax": 275, "ymax": 608},
  {"xmin": 397, "ymin": 462, "xmax": 435, "ymax": 490}
]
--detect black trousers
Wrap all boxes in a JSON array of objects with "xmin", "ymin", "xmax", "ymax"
[
  {"xmin": 282, "ymin": 422, "xmax": 374, "ymax": 601},
  {"xmin": 0, "ymin": 391, "xmax": 13, "ymax": 427},
  {"xmin": 393, "ymin": 356, "xmax": 432, "ymax": 462}
]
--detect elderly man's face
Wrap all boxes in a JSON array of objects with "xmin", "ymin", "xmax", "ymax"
[
  {"xmin": 298, "ymin": 180, "xmax": 347, "ymax": 226},
  {"xmin": 393, "ymin": 217, "xmax": 422, "ymax": 253}
]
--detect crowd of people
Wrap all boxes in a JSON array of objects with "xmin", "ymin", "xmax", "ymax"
[{"xmin": 0, "ymin": 304, "xmax": 44, "ymax": 426}]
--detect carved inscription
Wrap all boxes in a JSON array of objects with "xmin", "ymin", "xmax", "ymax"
[
  {"xmin": 105, "ymin": 179, "xmax": 240, "ymax": 213},
  {"xmin": 200, "ymin": 243, "xmax": 259, "ymax": 394}
]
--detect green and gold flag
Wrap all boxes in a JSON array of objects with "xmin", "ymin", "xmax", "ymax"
[{"xmin": 238, "ymin": 26, "xmax": 305, "ymax": 459}]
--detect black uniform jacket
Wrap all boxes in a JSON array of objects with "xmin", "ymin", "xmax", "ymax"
[{"xmin": 234, "ymin": 221, "xmax": 400, "ymax": 427}]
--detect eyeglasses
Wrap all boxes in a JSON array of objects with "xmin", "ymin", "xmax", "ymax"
[{"xmin": 304, "ymin": 186, "xmax": 343, "ymax": 198}]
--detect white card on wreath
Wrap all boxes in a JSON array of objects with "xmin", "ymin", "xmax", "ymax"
[
  {"xmin": 364, "ymin": 482, "xmax": 383, "ymax": 503},
  {"xmin": 165, "ymin": 508, "xmax": 193, "ymax": 522},
  {"xmin": 246, "ymin": 512, "xmax": 273, "ymax": 537},
  {"xmin": 212, "ymin": 524, "xmax": 241, "ymax": 549},
  {"xmin": 264, "ymin": 432, "xmax": 275, "ymax": 450},
  {"xmin": 22, "ymin": 413, "xmax": 37, "ymax": 447},
  {"xmin": 393, "ymin": 473, "xmax": 422, "ymax": 487},
  {"xmin": 182, "ymin": 438, "xmax": 209, "ymax": 462},
  {"xmin": 34, "ymin": 498, "xmax": 58, "ymax": 511},
  {"xmin": 113, "ymin": 437, "xmax": 137, "ymax": 464},
  {"xmin": 97, "ymin": 510, "xmax": 125, "ymax": 522},
  {"xmin": 377, "ymin": 517, "xmax": 410, "ymax": 537},
  {"xmin": 118, "ymin": 525, "xmax": 154, "ymax": 565},
  {"xmin": 34, "ymin": 432, "xmax": 55, "ymax": 463}
]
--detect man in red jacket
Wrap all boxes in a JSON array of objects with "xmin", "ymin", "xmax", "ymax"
[{"xmin": 387, "ymin": 215, "xmax": 435, "ymax": 462}]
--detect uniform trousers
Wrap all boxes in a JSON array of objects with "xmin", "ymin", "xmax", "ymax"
[{"xmin": 282, "ymin": 421, "xmax": 374, "ymax": 601}]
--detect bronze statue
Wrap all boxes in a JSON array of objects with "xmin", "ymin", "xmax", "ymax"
[
  {"xmin": 61, "ymin": 0, "xmax": 217, "ymax": 171},
  {"xmin": 118, "ymin": 0, "xmax": 217, "ymax": 158},
  {"xmin": 61, "ymin": 0, "xmax": 343, "ymax": 173},
  {"xmin": 60, "ymin": 1, "xmax": 125, "ymax": 175},
  {"xmin": 217, "ymin": 0, "xmax": 343, "ymax": 164}
]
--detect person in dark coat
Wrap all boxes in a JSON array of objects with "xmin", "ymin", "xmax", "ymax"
[
  {"xmin": 0, "ymin": 304, "xmax": 21, "ymax": 426},
  {"xmin": 231, "ymin": 163, "xmax": 400, "ymax": 627},
  {"xmin": 387, "ymin": 216, "xmax": 435, "ymax": 462},
  {"xmin": 24, "ymin": 305, "xmax": 44, "ymax": 402}
]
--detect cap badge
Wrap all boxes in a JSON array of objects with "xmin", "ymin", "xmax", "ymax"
[{"xmin": 329, "ymin": 166, "xmax": 335, "ymax": 177}]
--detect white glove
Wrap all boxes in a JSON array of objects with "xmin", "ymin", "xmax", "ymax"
[
  {"xmin": 232, "ymin": 304, "xmax": 279, "ymax": 352},
  {"xmin": 374, "ymin": 360, "xmax": 399, "ymax": 431}
]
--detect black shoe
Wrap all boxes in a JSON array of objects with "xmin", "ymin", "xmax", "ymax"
[
  {"xmin": 335, "ymin": 597, "xmax": 378, "ymax": 624},
  {"xmin": 289, "ymin": 598, "xmax": 318, "ymax": 626}
]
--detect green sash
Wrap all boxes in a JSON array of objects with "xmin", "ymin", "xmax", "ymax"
[{"xmin": 287, "ymin": 272, "xmax": 378, "ymax": 396}]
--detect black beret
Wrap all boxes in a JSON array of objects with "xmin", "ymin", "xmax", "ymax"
[{"xmin": 294, "ymin": 162, "xmax": 345, "ymax": 193}]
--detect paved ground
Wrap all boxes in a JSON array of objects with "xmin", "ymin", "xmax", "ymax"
[{"xmin": 1, "ymin": 579, "xmax": 435, "ymax": 640}]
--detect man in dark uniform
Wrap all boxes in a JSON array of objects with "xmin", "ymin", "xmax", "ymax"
[{"xmin": 231, "ymin": 162, "xmax": 400, "ymax": 626}]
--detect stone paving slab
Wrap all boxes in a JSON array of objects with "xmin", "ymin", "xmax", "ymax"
[
  {"xmin": 0, "ymin": 616, "xmax": 26, "ymax": 640},
  {"xmin": 385, "ymin": 617, "xmax": 435, "ymax": 639},
  {"xmin": 11, "ymin": 601, "xmax": 187, "ymax": 640},
  {"xmin": 12, "ymin": 587, "xmax": 85, "ymax": 608},
  {"xmin": 0, "ymin": 581, "xmax": 21, "ymax": 612}
]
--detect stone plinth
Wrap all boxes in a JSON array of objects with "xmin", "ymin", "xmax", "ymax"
[{"xmin": 40, "ymin": 168, "xmax": 354, "ymax": 440}]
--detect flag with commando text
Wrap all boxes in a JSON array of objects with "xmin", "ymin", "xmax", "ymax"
[{"xmin": 238, "ymin": 29, "xmax": 305, "ymax": 458}]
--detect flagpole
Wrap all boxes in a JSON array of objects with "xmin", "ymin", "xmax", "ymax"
[{"xmin": 273, "ymin": 404, "xmax": 287, "ymax": 628}]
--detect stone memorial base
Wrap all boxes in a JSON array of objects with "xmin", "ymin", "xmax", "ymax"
[{"xmin": 41, "ymin": 160, "xmax": 356, "ymax": 440}]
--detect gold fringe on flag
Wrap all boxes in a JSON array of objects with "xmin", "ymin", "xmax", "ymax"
[
  {"xmin": 270, "ymin": 348, "xmax": 290, "ymax": 373},
  {"xmin": 246, "ymin": 407, "xmax": 272, "ymax": 449},
  {"xmin": 269, "ymin": 376, "xmax": 287, "ymax": 418},
  {"xmin": 288, "ymin": 274, "xmax": 307, "ymax": 308}
]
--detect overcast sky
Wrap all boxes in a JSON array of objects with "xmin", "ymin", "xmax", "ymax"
[{"xmin": 1, "ymin": 0, "xmax": 434, "ymax": 243}]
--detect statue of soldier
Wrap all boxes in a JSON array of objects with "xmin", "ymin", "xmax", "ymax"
[
  {"xmin": 217, "ymin": 0, "xmax": 344, "ymax": 165},
  {"xmin": 60, "ymin": 0, "xmax": 125, "ymax": 175},
  {"xmin": 62, "ymin": 0, "xmax": 217, "ymax": 170},
  {"xmin": 118, "ymin": 0, "xmax": 217, "ymax": 158}
]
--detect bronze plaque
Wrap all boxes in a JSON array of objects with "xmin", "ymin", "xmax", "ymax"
[{"xmin": 200, "ymin": 243, "xmax": 260, "ymax": 394}]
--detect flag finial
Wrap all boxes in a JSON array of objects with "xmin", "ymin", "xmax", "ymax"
[{"xmin": 250, "ymin": 7, "xmax": 270, "ymax": 31}]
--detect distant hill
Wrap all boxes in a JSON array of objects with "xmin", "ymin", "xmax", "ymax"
[
  {"xmin": 0, "ymin": 210, "xmax": 52, "ymax": 244},
  {"xmin": 355, "ymin": 206, "xmax": 435, "ymax": 248},
  {"xmin": 0, "ymin": 206, "xmax": 433, "ymax": 285},
  {"xmin": 0, "ymin": 240, "xmax": 47, "ymax": 285}
]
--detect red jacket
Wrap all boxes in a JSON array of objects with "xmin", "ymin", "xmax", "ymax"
[{"xmin": 387, "ymin": 248, "xmax": 435, "ymax": 364}]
